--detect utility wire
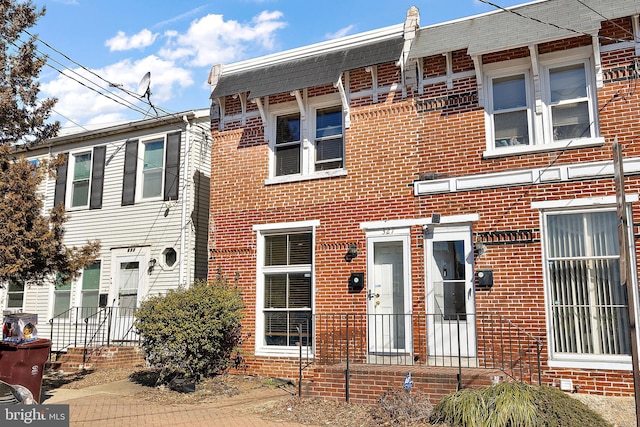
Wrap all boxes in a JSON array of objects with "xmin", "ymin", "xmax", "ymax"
[{"xmin": 477, "ymin": 0, "xmax": 639, "ymax": 44}]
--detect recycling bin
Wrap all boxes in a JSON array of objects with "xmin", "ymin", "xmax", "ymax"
[{"xmin": 0, "ymin": 338, "xmax": 52, "ymax": 403}]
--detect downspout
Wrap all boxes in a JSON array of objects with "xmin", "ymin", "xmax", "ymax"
[{"xmin": 180, "ymin": 115, "xmax": 191, "ymax": 286}]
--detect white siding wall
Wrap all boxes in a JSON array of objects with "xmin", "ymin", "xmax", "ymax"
[{"xmin": 3, "ymin": 112, "xmax": 211, "ymax": 334}]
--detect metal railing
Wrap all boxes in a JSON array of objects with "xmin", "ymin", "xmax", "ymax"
[
  {"xmin": 49, "ymin": 306, "xmax": 140, "ymax": 363},
  {"xmin": 313, "ymin": 313, "xmax": 542, "ymax": 386}
]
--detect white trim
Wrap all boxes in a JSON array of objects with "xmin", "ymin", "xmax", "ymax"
[
  {"xmin": 66, "ymin": 149, "xmax": 93, "ymax": 211},
  {"xmin": 414, "ymin": 151, "xmax": 640, "ymax": 197},
  {"xmin": 483, "ymin": 137, "xmax": 604, "ymax": 158},
  {"xmin": 360, "ymin": 214, "xmax": 479, "ymax": 231},
  {"xmin": 253, "ymin": 220, "xmax": 320, "ymax": 232},
  {"xmin": 548, "ymin": 359, "xmax": 632, "ymax": 371},
  {"xmin": 532, "ymin": 194, "xmax": 638, "ymax": 209},
  {"xmin": 254, "ymin": 222, "xmax": 317, "ymax": 358},
  {"xmin": 220, "ymin": 24, "xmax": 403, "ymax": 74}
]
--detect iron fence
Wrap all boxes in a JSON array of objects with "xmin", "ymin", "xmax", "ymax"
[
  {"xmin": 313, "ymin": 312, "xmax": 542, "ymax": 385},
  {"xmin": 49, "ymin": 306, "xmax": 140, "ymax": 360}
]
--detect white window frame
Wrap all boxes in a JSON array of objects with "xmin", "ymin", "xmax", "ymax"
[
  {"xmin": 66, "ymin": 150, "xmax": 93, "ymax": 210},
  {"xmin": 484, "ymin": 59, "xmax": 534, "ymax": 151},
  {"xmin": 484, "ymin": 46, "xmax": 604, "ymax": 158},
  {"xmin": 540, "ymin": 53, "xmax": 597, "ymax": 144},
  {"xmin": 266, "ymin": 94, "xmax": 346, "ymax": 185},
  {"xmin": 536, "ymin": 198, "xmax": 639, "ymax": 371},
  {"xmin": 137, "ymin": 135, "xmax": 166, "ymax": 202},
  {"xmin": 253, "ymin": 220, "xmax": 318, "ymax": 357},
  {"xmin": 5, "ymin": 281, "xmax": 25, "ymax": 313}
]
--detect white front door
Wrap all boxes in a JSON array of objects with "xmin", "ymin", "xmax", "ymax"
[
  {"xmin": 367, "ymin": 231, "xmax": 411, "ymax": 356},
  {"xmin": 426, "ymin": 226, "xmax": 476, "ymax": 359},
  {"xmin": 111, "ymin": 251, "xmax": 147, "ymax": 341}
]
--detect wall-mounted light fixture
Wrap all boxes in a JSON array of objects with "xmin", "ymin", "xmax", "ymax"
[
  {"xmin": 344, "ymin": 243, "xmax": 358, "ymax": 262},
  {"xmin": 148, "ymin": 258, "xmax": 157, "ymax": 274},
  {"xmin": 474, "ymin": 241, "xmax": 486, "ymax": 256}
]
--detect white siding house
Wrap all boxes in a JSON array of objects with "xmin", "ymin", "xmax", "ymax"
[{"xmin": 2, "ymin": 109, "xmax": 211, "ymax": 348}]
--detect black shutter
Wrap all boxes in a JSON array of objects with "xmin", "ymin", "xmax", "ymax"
[
  {"xmin": 164, "ymin": 131, "xmax": 181, "ymax": 201},
  {"xmin": 121, "ymin": 140, "xmax": 138, "ymax": 206},
  {"xmin": 53, "ymin": 153, "xmax": 68, "ymax": 208},
  {"xmin": 90, "ymin": 146, "xmax": 106, "ymax": 209}
]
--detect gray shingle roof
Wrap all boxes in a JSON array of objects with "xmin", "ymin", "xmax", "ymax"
[
  {"xmin": 211, "ymin": 36, "xmax": 404, "ymax": 99},
  {"xmin": 409, "ymin": 0, "xmax": 640, "ymax": 58}
]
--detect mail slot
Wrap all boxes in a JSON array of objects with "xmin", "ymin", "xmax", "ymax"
[{"xmin": 348, "ymin": 272, "xmax": 364, "ymax": 293}]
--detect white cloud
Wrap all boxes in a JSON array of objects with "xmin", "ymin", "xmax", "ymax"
[
  {"xmin": 41, "ymin": 56, "xmax": 193, "ymax": 126},
  {"xmin": 325, "ymin": 25, "xmax": 355, "ymax": 40},
  {"xmin": 106, "ymin": 29, "xmax": 159, "ymax": 52},
  {"xmin": 158, "ymin": 10, "xmax": 287, "ymax": 67}
]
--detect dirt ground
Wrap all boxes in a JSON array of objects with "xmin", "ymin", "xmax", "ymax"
[{"xmin": 42, "ymin": 367, "xmax": 636, "ymax": 427}]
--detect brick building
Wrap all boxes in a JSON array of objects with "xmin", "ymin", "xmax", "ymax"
[{"xmin": 207, "ymin": 0, "xmax": 640, "ymax": 402}]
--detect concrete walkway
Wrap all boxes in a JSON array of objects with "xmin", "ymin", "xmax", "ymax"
[{"xmin": 41, "ymin": 380, "xmax": 310, "ymax": 427}]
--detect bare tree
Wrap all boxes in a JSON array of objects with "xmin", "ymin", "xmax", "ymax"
[{"xmin": 0, "ymin": 0, "xmax": 99, "ymax": 286}]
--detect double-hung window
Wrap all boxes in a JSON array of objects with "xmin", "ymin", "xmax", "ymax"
[
  {"xmin": 54, "ymin": 147, "xmax": 106, "ymax": 210},
  {"xmin": 6, "ymin": 281, "xmax": 24, "ymax": 311},
  {"xmin": 142, "ymin": 139, "xmax": 165, "ymax": 199},
  {"xmin": 53, "ymin": 275, "xmax": 72, "ymax": 317},
  {"xmin": 80, "ymin": 262, "xmax": 101, "ymax": 317},
  {"xmin": 274, "ymin": 114, "xmax": 301, "ymax": 176},
  {"xmin": 485, "ymin": 47, "xmax": 599, "ymax": 155},
  {"xmin": 121, "ymin": 132, "xmax": 181, "ymax": 205},
  {"xmin": 314, "ymin": 106, "xmax": 344, "ymax": 171},
  {"xmin": 490, "ymin": 73, "xmax": 531, "ymax": 147},
  {"xmin": 270, "ymin": 97, "xmax": 344, "ymax": 182},
  {"xmin": 71, "ymin": 152, "xmax": 92, "ymax": 208},
  {"xmin": 543, "ymin": 209, "xmax": 631, "ymax": 364},
  {"xmin": 546, "ymin": 62, "xmax": 592, "ymax": 141},
  {"xmin": 255, "ymin": 223, "xmax": 316, "ymax": 355}
]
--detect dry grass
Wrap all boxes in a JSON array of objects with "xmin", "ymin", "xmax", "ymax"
[{"xmin": 42, "ymin": 367, "xmax": 636, "ymax": 427}]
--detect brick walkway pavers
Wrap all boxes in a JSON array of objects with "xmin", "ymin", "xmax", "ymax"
[{"xmin": 42, "ymin": 380, "xmax": 309, "ymax": 427}]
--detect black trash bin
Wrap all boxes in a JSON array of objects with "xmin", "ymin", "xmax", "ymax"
[{"xmin": 0, "ymin": 338, "xmax": 52, "ymax": 403}]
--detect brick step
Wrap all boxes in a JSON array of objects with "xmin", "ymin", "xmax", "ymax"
[{"xmin": 46, "ymin": 346, "xmax": 145, "ymax": 372}]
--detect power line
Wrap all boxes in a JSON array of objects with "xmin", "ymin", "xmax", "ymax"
[{"xmin": 477, "ymin": 0, "xmax": 639, "ymax": 44}]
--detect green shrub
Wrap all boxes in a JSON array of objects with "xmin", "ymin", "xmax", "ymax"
[
  {"xmin": 134, "ymin": 277, "xmax": 244, "ymax": 384},
  {"xmin": 430, "ymin": 382, "xmax": 611, "ymax": 427}
]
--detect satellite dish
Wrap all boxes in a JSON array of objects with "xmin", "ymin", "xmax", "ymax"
[{"xmin": 137, "ymin": 72, "xmax": 151, "ymax": 98}]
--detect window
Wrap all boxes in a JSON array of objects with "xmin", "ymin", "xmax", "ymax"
[
  {"xmin": 544, "ymin": 209, "xmax": 630, "ymax": 361},
  {"xmin": 54, "ymin": 147, "xmax": 106, "ymax": 210},
  {"xmin": 269, "ymin": 98, "xmax": 344, "ymax": 182},
  {"xmin": 274, "ymin": 114, "xmax": 301, "ymax": 176},
  {"xmin": 122, "ymin": 132, "xmax": 181, "ymax": 205},
  {"xmin": 257, "ymin": 228, "xmax": 314, "ymax": 352},
  {"xmin": 547, "ymin": 62, "xmax": 592, "ymax": 141},
  {"xmin": 484, "ymin": 47, "xmax": 599, "ymax": 155},
  {"xmin": 142, "ymin": 139, "xmax": 164, "ymax": 198},
  {"xmin": 71, "ymin": 152, "xmax": 92, "ymax": 207},
  {"xmin": 6, "ymin": 281, "xmax": 24, "ymax": 311},
  {"xmin": 314, "ymin": 107, "xmax": 344, "ymax": 171},
  {"xmin": 490, "ymin": 74, "xmax": 531, "ymax": 147},
  {"xmin": 53, "ymin": 275, "xmax": 71, "ymax": 317},
  {"xmin": 163, "ymin": 248, "xmax": 177, "ymax": 267},
  {"xmin": 80, "ymin": 262, "xmax": 101, "ymax": 312}
]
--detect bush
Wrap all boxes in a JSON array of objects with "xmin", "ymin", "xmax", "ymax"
[
  {"xmin": 134, "ymin": 277, "xmax": 244, "ymax": 384},
  {"xmin": 370, "ymin": 389, "xmax": 434, "ymax": 426},
  {"xmin": 430, "ymin": 382, "xmax": 611, "ymax": 427}
]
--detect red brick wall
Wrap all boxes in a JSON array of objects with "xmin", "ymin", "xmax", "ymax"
[{"xmin": 209, "ymin": 20, "xmax": 640, "ymax": 398}]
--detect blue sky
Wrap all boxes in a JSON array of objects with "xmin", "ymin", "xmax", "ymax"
[{"xmin": 31, "ymin": 0, "xmax": 525, "ymax": 128}]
